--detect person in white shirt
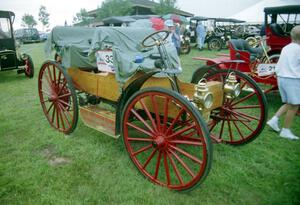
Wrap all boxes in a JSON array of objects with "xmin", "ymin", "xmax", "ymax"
[{"xmin": 267, "ymin": 25, "xmax": 300, "ymax": 140}]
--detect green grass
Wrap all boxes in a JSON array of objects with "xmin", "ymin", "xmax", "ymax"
[{"xmin": 0, "ymin": 42, "xmax": 299, "ymax": 205}]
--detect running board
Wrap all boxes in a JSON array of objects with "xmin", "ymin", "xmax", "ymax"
[{"xmin": 79, "ymin": 105, "xmax": 119, "ymax": 139}]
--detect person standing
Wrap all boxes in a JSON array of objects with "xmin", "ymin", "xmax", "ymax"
[
  {"xmin": 165, "ymin": 19, "xmax": 181, "ymax": 55},
  {"xmin": 267, "ymin": 25, "xmax": 300, "ymax": 140},
  {"xmin": 196, "ymin": 21, "xmax": 206, "ymax": 50}
]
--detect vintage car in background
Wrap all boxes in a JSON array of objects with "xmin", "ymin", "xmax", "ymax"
[
  {"xmin": 0, "ymin": 10, "xmax": 34, "ymax": 77},
  {"xmin": 39, "ymin": 26, "xmax": 268, "ymax": 191},
  {"xmin": 14, "ymin": 27, "xmax": 40, "ymax": 44}
]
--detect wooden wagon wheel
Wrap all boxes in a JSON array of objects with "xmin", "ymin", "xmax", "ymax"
[
  {"xmin": 203, "ymin": 69, "xmax": 268, "ymax": 145},
  {"xmin": 38, "ymin": 61, "xmax": 78, "ymax": 134},
  {"xmin": 121, "ymin": 87, "xmax": 212, "ymax": 191}
]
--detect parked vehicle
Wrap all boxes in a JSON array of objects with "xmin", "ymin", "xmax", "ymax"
[
  {"xmin": 0, "ymin": 10, "xmax": 34, "ymax": 77},
  {"xmin": 14, "ymin": 27, "xmax": 40, "ymax": 44},
  {"xmin": 180, "ymin": 34, "xmax": 191, "ymax": 54},
  {"xmin": 264, "ymin": 5, "xmax": 300, "ymax": 56},
  {"xmin": 39, "ymin": 26, "xmax": 267, "ymax": 191},
  {"xmin": 189, "ymin": 17, "xmax": 245, "ymax": 51}
]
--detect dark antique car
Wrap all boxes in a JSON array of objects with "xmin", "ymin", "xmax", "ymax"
[{"xmin": 0, "ymin": 10, "xmax": 34, "ymax": 77}]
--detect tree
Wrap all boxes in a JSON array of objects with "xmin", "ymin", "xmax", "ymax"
[
  {"xmin": 38, "ymin": 5, "xmax": 50, "ymax": 30},
  {"xmin": 73, "ymin": 8, "xmax": 93, "ymax": 25},
  {"xmin": 21, "ymin": 14, "xmax": 37, "ymax": 28},
  {"xmin": 96, "ymin": 0, "xmax": 133, "ymax": 20},
  {"xmin": 153, "ymin": 0, "xmax": 178, "ymax": 15}
]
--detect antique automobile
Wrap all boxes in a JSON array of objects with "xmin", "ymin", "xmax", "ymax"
[
  {"xmin": 264, "ymin": 5, "xmax": 300, "ymax": 56},
  {"xmin": 39, "ymin": 26, "xmax": 267, "ymax": 191},
  {"xmin": 188, "ymin": 16, "xmax": 245, "ymax": 51},
  {"xmin": 0, "ymin": 10, "xmax": 34, "ymax": 77},
  {"xmin": 192, "ymin": 5, "xmax": 300, "ymax": 94}
]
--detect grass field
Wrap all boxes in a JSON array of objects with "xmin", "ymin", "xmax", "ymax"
[{"xmin": 0, "ymin": 42, "xmax": 299, "ymax": 205}]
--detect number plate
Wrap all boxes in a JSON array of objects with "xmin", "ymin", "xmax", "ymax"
[
  {"xmin": 96, "ymin": 50, "xmax": 115, "ymax": 72},
  {"xmin": 257, "ymin": 64, "xmax": 276, "ymax": 77}
]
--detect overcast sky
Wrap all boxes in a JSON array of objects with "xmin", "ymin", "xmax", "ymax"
[{"xmin": 1, "ymin": 0, "xmax": 262, "ymax": 30}]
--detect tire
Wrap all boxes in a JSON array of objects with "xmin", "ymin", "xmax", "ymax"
[
  {"xmin": 38, "ymin": 61, "xmax": 78, "ymax": 134},
  {"xmin": 190, "ymin": 65, "xmax": 218, "ymax": 84},
  {"xmin": 180, "ymin": 43, "xmax": 191, "ymax": 55},
  {"xmin": 121, "ymin": 87, "xmax": 212, "ymax": 191},
  {"xmin": 262, "ymin": 53, "xmax": 280, "ymax": 64},
  {"xmin": 245, "ymin": 36, "xmax": 258, "ymax": 48},
  {"xmin": 205, "ymin": 69, "xmax": 268, "ymax": 145},
  {"xmin": 207, "ymin": 38, "xmax": 222, "ymax": 51},
  {"xmin": 24, "ymin": 55, "xmax": 34, "ymax": 78}
]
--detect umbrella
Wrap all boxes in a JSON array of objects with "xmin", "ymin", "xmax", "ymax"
[
  {"xmin": 128, "ymin": 17, "xmax": 165, "ymax": 31},
  {"xmin": 162, "ymin": 14, "xmax": 188, "ymax": 24}
]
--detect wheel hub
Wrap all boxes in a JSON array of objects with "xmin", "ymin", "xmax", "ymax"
[{"xmin": 152, "ymin": 135, "xmax": 167, "ymax": 149}]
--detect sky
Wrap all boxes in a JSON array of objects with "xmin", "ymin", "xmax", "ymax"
[{"xmin": 1, "ymin": 0, "xmax": 262, "ymax": 31}]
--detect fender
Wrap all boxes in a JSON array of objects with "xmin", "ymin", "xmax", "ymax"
[{"xmin": 115, "ymin": 70, "xmax": 160, "ymax": 135}]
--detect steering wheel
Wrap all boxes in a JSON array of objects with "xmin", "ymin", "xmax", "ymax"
[{"xmin": 141, "ymin": 30, "xmax": 170, "ymax": 48}]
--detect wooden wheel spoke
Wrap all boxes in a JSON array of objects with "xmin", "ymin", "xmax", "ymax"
[
  {"xmin": 57, "ymin": 105, "xmax": 66, "ymax": 130},
  {"xmin": 151, "ymin": 95, "xmax": 161, "ymax": 131},
  {"xmin": 132, "ymin": 144, "xmax": 153, "ymax": 156},
  {"xmin": 126, "ymin": 122, "xmax": 153, "ymax": 137},
  {"xmin": 58, "ymin": 99, "xmax": 72, "ymax": 108},
  {"xmin": 167, "ymin": 151, "xmax": 184, "ymax": 185},
  {"xmin": 169, "ymin": 144, "xmax": 202, "ymax": 164},
  {"xmin": 46, "ymin": 103, "xmax": 54, "ymax": 114},
  {"xmin": 127, "ymin": 137, "xmax": 153, "ymax": 142},
  {"xmin": 219, "ymin": 119, "xmax": 225, "ymax": 139},
  {"xmin": 163, "ymin": 152, "xmax": 171, "ymax": 185},
  {"xmin": 162, "ymin": 98, "xmax": 170, "ymax": 132},
  {"xmin": 139, "ymin": 99, "xmax": 158, "ymax": 132},
  {"xmin": 143, "ymin": 148, "xmax": 157, "ymax": 169},
  {"xmin": 165, "ymin": 108, "xmax": 185, "ymax": 135},
  {"xmin": 57, "ymin": 79, "xmax": 67, "ymax": 95},
  {"xmin": 47, "ymin": 65, "xmax": 54, "ymax": 83},
  {"xmin": 57, "ymin": 103, "xmax": 71, "ymax": 128},
  {"xmin": 41, "ymin": 89, "xmax": 51, "ymax": 97},
  {"xmin": 229, "ymin": 109, "xmax": 260, "ymax": 121},
  {"xmin": 170, "ymin": 139, "xmax": 203, "ymax": 146},
  {"xmin": 58, "ymin": 92, "xmax": 72, "ymax": 99},
  {"xmin": 130, "ymin": 109, "xmax": 154, "ymax": 133},
  {"xmin": 231, "ymin": 91, "xmax": 256, "ymax": 106},
  {"xmin": 167, "ymin": 123, "xmax": 196, "ymax": 139},
  {"xmin": 226, "ymin": 115, "xmax": 233, "ymax": 142},
  {"xmin": 154, "ymin": 151, "xmax": 162, "ymax": 180},
  {"xmin": 169, "ymin": 149, "xmax": 196, "ymax": 178},
  {"xmin": 233, "ymin": 105, "xmax": 261, "ymax": 109},
  {"xmin": 51, "ymin": 105, "xmax": 56, "ymax": 123},
  {"xmin": 230, "ymin": 115, "xmax": 245, "ymax": 140},
  {"xmin": 56, "ymin": 105, "xmax": 60, "ymax": 129},
  {"xmin": 230, "ymin": 112, "xmax": 255, "ymax": 132}
]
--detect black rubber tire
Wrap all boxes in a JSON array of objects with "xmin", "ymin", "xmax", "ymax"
[
  {"xmin": 121, "ymin": 87, "xmax": 213, "ymax": 191},
  {"xmin": 191, "ymin": 65, "xmax": 218, "ymax": 84},
  {"xmin": 207, "ymin": 38, "xmax": 222, "ymax": 51}
]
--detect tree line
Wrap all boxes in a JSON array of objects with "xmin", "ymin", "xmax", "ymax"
[
  {"xmin": 72, "ymin": 0, "xmax": 178, "ymax": 25},
  {"xmin": 21, "ymin": 0, "xmax": 178, "ymax": 28}
]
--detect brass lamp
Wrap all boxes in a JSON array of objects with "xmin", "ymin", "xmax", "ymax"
[
  {"xmin": 193, "ymin": 79, "xmax": 213, "ymax": 111},
  {"xmin": 224, "ymin": 72, "xmax": 241, "ymax": 99}
]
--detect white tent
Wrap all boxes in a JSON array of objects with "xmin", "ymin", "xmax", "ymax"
[{"xmin": 230, "ymin": 0, "xmax": 300, "ymax": 23}]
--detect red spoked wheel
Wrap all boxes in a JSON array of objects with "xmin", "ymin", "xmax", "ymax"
[
  {"xmin": 205, "ymin": 69, "xmax": 268, "ymax": 145},
  {"xmin": 121, "ymin": 87, "xmax": 212, "ymax": 191},
  {"xmin": 38, "ymin": 61, "xmax": 78, "ymax": 134},
  {"xmin": 24, "ymin": 54, "xmax": 34, "ymax": 78}
]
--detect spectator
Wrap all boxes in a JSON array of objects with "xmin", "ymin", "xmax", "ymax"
[
  {"xmin": 196, "ymin": 21, "xmax": 206, "ymax": 50},
  {"xmin": 165, "ymin": 19, "xmax": 181, "ymax": 55},
  {"xmin": 267, "ymin": 25, "xmax": 300, "ymax": 140}
]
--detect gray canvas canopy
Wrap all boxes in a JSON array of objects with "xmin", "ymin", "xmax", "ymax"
[{"xmin": 45, "ymin": 26, "xmax": 180, "ymax": 83}]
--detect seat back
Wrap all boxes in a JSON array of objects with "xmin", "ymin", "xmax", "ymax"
[{"xmin": 270, "ymin": 23, "xmax": 286, "ymax": 37}]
